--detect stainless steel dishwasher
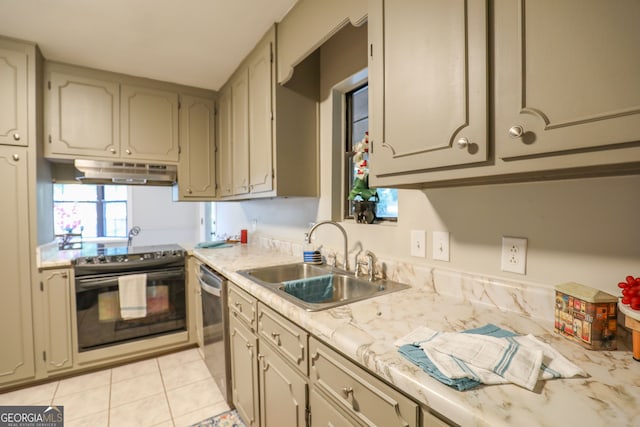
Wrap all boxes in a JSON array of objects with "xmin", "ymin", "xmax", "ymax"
[{"xmin": 198, "ymin": 264, "xmax": 232, "ymax": 405}]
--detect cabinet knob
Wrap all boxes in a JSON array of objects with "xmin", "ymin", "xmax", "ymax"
[
  {"xmin": 110, "ymin": 148, "xmax": 117, "ymax": 154},
  {"xmin": 456, "ymin": 137, "xmax": 469, "ymax": 149},
  {"xmin": 187, "ymin": 188, "xmax": 193, "ymax": 194},
  {"xmin": 13, "ymin": 133, "xmax": 20, "ymax": 141},
  {"xmin": 508, "ymin": 126, "xmax": 524, "ymax": 139},
  {"xmin": 125, "ymin": 149, "xmax": 132, "ymax": 155},
  {"xmin": 12, "ymin": 154, "xmax": 20, "ymax": 161}
]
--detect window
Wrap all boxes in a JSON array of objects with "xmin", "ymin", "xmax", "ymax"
[
  {"xmin": 345, "ymin": 84, "xmax": 398, "ymax": 220},
  {"xmin": 53, "ymin": 184, "xmax": 128, "ymax": 237}
]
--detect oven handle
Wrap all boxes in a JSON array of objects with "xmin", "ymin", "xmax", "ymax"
[{"xmin": 75, "ymin": 268, "xmax": 183, "ymax": 291}]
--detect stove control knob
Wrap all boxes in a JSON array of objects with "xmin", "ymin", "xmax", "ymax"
[
  {"xmin": 116, "ymin": 256, "xmax": 126, "ymax": 263},
  {"xmin": 97, "ymin": 255, "xmax": 106, "ymax": 263},
  {"xmin": 85, "ymin": 257, "xmax": 94, "ymax": 264}
]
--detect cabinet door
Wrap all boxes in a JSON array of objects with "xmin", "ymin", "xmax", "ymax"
[
  {"xmin": 0, "ymin": 146, "xmax": 34, "ymax": 385},
  {"xmin": 495, "ymin": 0, "xmax": 640, "ymax": 159},
  {"xmin": 40, "ymin": 270, "xmax": 73, "ymax": 373},
  {"xmin": 248, "ymin": 35, "xmax": 274, "ymax": 194},
  {"xmin": 177, "ymin": 95, "xmax": 216, "ymax": 199},
  {"xmin": 310, "ymin": 388, "xmax": 361, "ymax": 427},
  {"xmin": 0, "ymin": 46, "xmax": 27, "ymax": 146},
  {"xmin": 121, "ymin": 84, "xmax": 179, "ymax": 162},
  {"xmin": 217, "ymin": 85, "xmax": 234, "ymax": 197},
  {"xmin": 368, "ymin": 0, "xmax": 488, "ymax": 179},
  {"xmin": 46, "ymin": 71, "xmax": 119, "ymax": 158},
  {"xmin": 259, "ymin": 342, "xmax": 307, "ymax": 427},
  {"xmin": 231, "ymin": 71, "xmax": 250, "ymax": 196},
  {"xmin": 229, "ymin": 316, "xmax": 260, "ymax": 427}
]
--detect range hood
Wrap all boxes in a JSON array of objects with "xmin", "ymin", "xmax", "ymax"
[{"xmin": 74, "ymin": 159, "xmax": 177, "ymax": 186}]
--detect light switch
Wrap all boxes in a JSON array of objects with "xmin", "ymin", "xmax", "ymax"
[
  {"xmin": 432, "ymin": 231, "xmax": 450, "ymax": 262},
  {"xmin": 410, "ymin": 230, "xmax": 426, "ymax": 258}
]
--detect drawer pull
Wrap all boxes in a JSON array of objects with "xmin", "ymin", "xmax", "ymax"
[
  {"xmin": 341, "ymin": 387, "xmax": 353, "ymax": 397},
  {"xmin": 271, "ymin": 332, "xmax": 281, "ymax": 345},
  {"xmin": 234, "ymin": 301, "xmax": 243, "ymax": 311},
  {"xmin": 246, "ymin": 343, "xmax": 253, "ymax": 349}
]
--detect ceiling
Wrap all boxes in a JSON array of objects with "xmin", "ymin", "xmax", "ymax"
[{"xmin": 0, "ymin": 0, "xmax": 298, "ymax": 91}]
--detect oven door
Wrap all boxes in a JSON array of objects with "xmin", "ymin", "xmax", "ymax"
[{"xmin": 75, "ymin": 267, "xmax": 186, "ymax": 352}]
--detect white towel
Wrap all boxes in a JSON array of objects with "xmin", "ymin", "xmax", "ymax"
[
  {"xmin": 396, "ymin": 327, "xmax": 586, "ymax": 391},
  {"xmin": 118, "ymin": 274, "xmax": 147, "ymax": 319}
]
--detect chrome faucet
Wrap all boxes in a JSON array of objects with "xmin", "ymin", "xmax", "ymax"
[
  {"xmin": 364, "ymin": 250, "xmax": 376, "ymax": 281},
  {"xmin": 305, "ymin": 221, "xmax": 349, "ymax": 271},
  {"xmin": 127, "ymin": 226, "xmax": 141, "ymax": 247}
]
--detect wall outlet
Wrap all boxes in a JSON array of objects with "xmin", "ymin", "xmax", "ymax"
[
  {"xmin": 432, "ymin": 231, "xmax": 450, "ymax": 262},
  {"xmin": 501, "ymin": 236, "xmax": 528, "ymax": 274},
  {"xmin": 410, "ymin": 230, "xmax": 426, "ymax": 257}
]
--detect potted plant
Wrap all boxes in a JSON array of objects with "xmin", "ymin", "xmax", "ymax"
[{"xmin": 348, "ymin": 132, "xmax": 378, "ymax": 224}]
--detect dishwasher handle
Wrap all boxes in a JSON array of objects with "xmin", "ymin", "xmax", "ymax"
[{"xmin": 199, "ymin": 265, "xmax": 225, "ymax": 297}]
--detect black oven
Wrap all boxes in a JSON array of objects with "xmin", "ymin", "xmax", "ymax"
[{"xmin": 74, "ymin": 245, "xmax": 186, "ymax": 352}]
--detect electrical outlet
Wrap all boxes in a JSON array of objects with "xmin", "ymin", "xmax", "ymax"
[
  {"xmin": 432, "ymin": 231, "xmax": 450, "ymax": 262},
  {"xmin": 501, "ymin": 236, "xmax": 528, "ymax": 274},
  {"xmin": 410, "ymin": 230, "xmax": 426, "ymax": 257}
]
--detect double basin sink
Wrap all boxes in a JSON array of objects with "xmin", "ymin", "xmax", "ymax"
[{"xmin": 238, "ymin": 262, "xmax": 410, "ymax": 311}]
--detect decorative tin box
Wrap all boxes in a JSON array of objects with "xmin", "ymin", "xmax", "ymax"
[{"xmin": 554, "ymin": 282, "xmax": 617, "ymax": 350}]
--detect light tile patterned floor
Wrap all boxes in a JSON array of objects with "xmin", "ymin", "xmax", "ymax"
[{"xmin": 0, "ymin": 348, "xmax": 230, "ymax": 427}]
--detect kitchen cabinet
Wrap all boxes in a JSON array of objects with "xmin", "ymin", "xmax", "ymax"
[
  {"xmin": 217, "ymin": 25, "xmax": 318, "ymax": 200},
  {"xmin": 494, "ymin": 0, "xmax": 640, "ymax": 160},
  {"xmin": 368, "ymin": 0, "xmax": 640, "ymax": 188},
  {"xmin": 229, "ymin": 285, "xmax": 260, "ymax": 426},
  {"xmin": 45, "ymin": 62, "xmax": 179, "ymax": 163},
  {"xmin": 0, "ymin": 145, "xmax": 35, "ymax": 386},
  {"xmin": 231, "ymin": 70, "xmax": 250, "ymax": 196},
  {"xmin": 309, "ymin": 337, "xmax": 419, "ymax": 427},
  {"xmin": 229, "ymin": 283, "xmax": 310, "ymax": 427},
  {"xmin": 174, "ymin": 95, "xmax": 216, "ymax": 200},
  {"xmin": 37, "ymin": 268, "xmax": 74, "ymax": 373},
  {"xmin": 216, "ymin": 83, "xmax": 233, "ymax": 197},
  {"xmin": 368, "ymin": 0, "xmax": 489, "ymax": 178},
  {"xmin": 187, "ymin": 257, "xmax": 205, "ymax": 355},
  {"xmin": 120, "ymin": 84, "xmax": 179, "ymax": 162},
  {"xmin": 0, "ymin": 42, "xmax": 28, "ymax": 147}
]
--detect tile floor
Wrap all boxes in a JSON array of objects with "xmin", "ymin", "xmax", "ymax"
[{"xmin": 0, "ymin": 348, "xmax": 230, "ymax": 427}]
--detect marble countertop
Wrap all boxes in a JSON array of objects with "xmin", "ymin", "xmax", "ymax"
[{"xmin": 192, "ymin": 243, "xmax": 640, "ymax": 427}]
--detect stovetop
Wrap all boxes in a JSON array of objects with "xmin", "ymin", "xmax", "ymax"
[{"xmin": 73, "ymin": 243, "xmax": 185, "ymax": 271}]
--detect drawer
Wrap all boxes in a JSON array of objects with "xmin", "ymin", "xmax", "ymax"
[
  {"xmin": 258, "ymin": 303, "xmax": 309, "ymax": 375},
  {"xmin": 309, "ymin": 337, "xmax": 419, "ymax": 427},
  {"xmin": 228, "ymin": 283, "xmax": 257, "ymax": 330}
]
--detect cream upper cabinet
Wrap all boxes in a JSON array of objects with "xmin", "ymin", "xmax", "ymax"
[
  {"xmin": 37, "ymin": 269, "xmax": 74, "ymax": 373},
  {"xmin": 217, "ymin": 84, "xmax": 234, "ymax": 197},
  {"xmin": 0, "ymin": 45, "xmax": 28, "ymax": 147},
  {"xmin": 175, "ymin": 95, "xmax": 216, "ymax": 200},
  {"xmin": 494, "ymin": 0, "xmax": 640, "ymax": 159},
  {"xmin": 45, "ymin": 62, "xmax": 180, "ymax": 163},
  {"xmin": 46, "ymin": 70, "xmax": 119, "ymax": 158},
  {"xmin": 120, "ymin": 84, "xmax": 179, "ymax": 162},
  {"xmin": 368, "ymin": 0, "xmax": 489, "ymax": 181},
  {"xmin": 248, "ymin": 35, "xmax": 274, "ymax": 195},
  {"xmin": 231, "ymin": 70, "xmax": 250, "ymax": 196},
  {"xmin": 217, "ymin": 25, "xmax": 317, "ymax": 200},
  {"xmin": 0, "ymin": 145, "xmax": 35, "ymax": 386}
]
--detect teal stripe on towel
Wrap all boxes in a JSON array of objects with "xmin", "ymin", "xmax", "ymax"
[{"xmin": 283, "ymin": 275, "xmax": 334, "ymax": 303}]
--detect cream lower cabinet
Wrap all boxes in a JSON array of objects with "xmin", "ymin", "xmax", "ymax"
[
  {"xmin": 227, "ymin": 282, "xmax": 450, "ymax": 427},
  {"xmin": 36, "ymin": 268, "xmax": 74, "ymax": 373},
  {"xmin": 309, "ymin": 337, "xmax": 419, "ymax": 427},
  {"xmin": 0, "ymin": 145, "xmax": 35, "ymax": 387}
]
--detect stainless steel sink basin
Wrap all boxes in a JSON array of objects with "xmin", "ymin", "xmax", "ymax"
[{"xmin": 238, "ymin": 263, "xmax": 410, "ymax": 311}]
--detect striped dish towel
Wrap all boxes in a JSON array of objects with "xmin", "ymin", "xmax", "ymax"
[{"xmin": 395, "ymin": 325, "xmax": 586, "ymax": 391}]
